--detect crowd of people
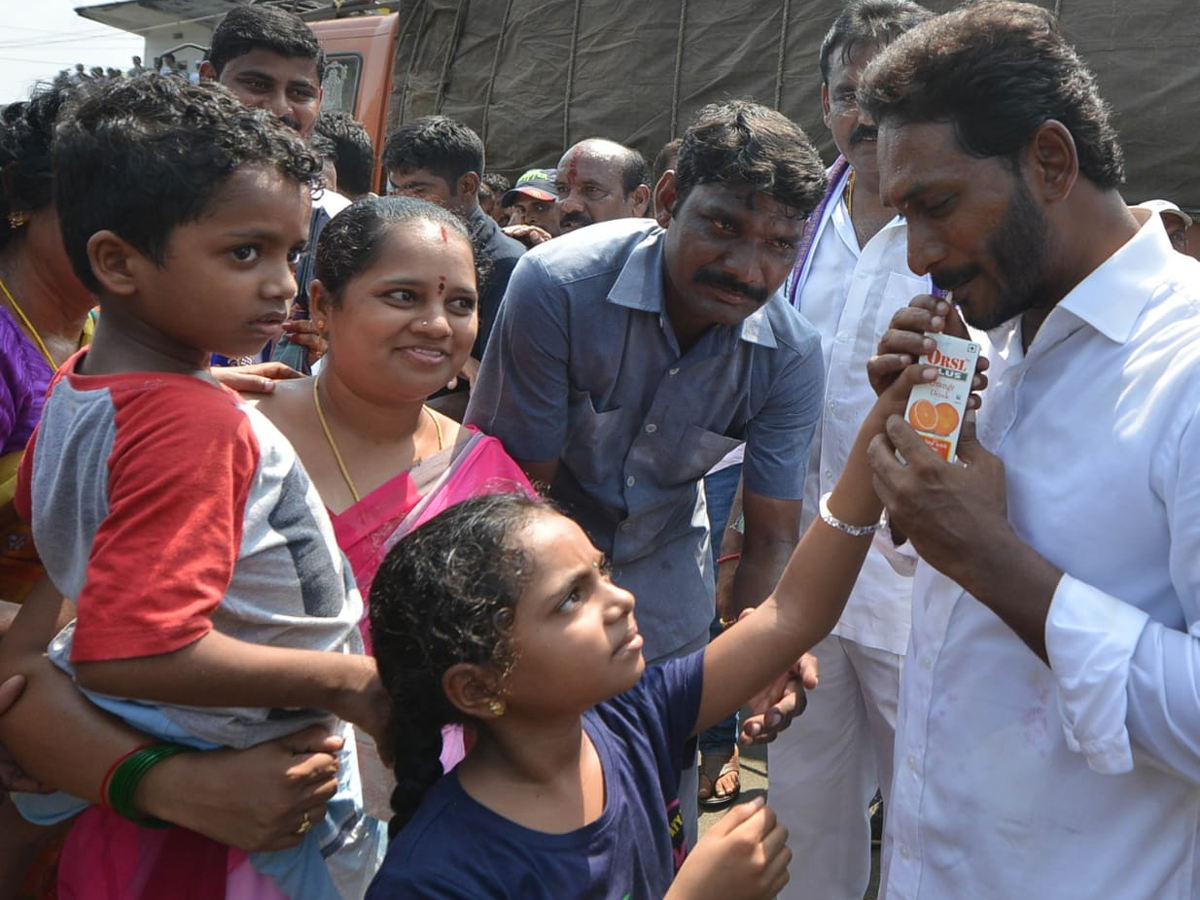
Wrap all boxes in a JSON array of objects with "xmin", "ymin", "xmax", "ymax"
[
  {"xmin": 49, "ymin": 54, "xmax": 200, "ymax": 90},
  {"xmin": 1, "ymin": 1, "xmax": 1198, "ymax": 899}
]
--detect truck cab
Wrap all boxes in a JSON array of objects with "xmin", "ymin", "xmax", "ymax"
[{"xmin": 310, "ymin": 12, "xmax": 399, "ymax": 193}]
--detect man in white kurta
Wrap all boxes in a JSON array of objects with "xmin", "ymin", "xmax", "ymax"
[{"xmin": 859, "ymin": 3, "xmax": 1200, "ymax": 897}]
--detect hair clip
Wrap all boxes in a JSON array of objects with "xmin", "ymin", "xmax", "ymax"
[{"xmin": 7, "ymin": 211, "xmax": 27, "ymax": 229}]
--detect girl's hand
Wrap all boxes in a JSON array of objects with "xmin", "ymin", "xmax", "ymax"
[
  {"xmin": 667, "ymin": 797, "xmax": 791, "ymax": 900},
  {"xmin": 868, "ymin": 295, "xmax": 989, "ymax": 399}
]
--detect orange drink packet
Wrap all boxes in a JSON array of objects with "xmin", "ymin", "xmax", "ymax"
[{"xmin": 903, "ymin": 331, "xmax": 980, "ymax": 461}]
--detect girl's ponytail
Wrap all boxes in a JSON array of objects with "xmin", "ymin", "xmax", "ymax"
[{"xmin": 386, "ymin": 688, "xmax": 448, "ymax": 837}]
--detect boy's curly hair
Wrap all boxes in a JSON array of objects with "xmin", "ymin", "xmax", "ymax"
[{"xmin": 54, "ymin": 75, "xmax": 323, "ymax": 293}]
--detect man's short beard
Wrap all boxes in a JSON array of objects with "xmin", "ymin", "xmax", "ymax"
[{"xmin": 965, "ymin": 175, "xmax": 1054, "ymax": 332}]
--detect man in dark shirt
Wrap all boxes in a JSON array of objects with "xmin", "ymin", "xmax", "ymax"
[{"xmin": 383, "ymin": 116, "xmax": 525, "ymax": 418}]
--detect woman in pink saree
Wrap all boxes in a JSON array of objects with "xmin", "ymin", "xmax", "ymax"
[
  {"xmin": 256, "ymin": 196, "xmax": 533, "ymax": 633},
  {"xmin": 253, "ymin": 196, "xmax": 533, "ymax": 828}
]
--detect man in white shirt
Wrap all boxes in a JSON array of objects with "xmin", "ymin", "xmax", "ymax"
[
  {"xmin": 859, "ymin": 3, "xmax": 1200, "ymax": 898},
  {"xmin": 768, "ymin": 4, "xmax": 931, "ymax": 898}
]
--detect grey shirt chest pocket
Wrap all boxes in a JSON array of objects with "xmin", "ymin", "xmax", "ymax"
[
  {"xmin": 564, "ymin": 390, "xmax": 630, "ymax": 486},
  {"xmin": 669, "ymin": 424, "xmax": 743, "ymax": 487}
]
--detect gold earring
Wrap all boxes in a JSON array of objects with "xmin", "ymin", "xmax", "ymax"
[
  {"xmin": 488, "ymin": 699, "xmax": 506, "ymax": 717},
  {"xmin": 7, "ymin": 211, "xmax": 27, "ymax": 229},
  {"xmin": 315, "ymin": 319, "xmax": 325, "ymax": 332}
]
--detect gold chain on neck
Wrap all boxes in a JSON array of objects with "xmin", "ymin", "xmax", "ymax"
[
  {"xmin": 0, "ymin": 274, "xmax": 55, "ymax": 368},
  {"xmin": 312, "ymin": 373, "xmax": 444, "ymax": 504}
]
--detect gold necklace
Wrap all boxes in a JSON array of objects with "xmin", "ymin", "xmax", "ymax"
[
  {"xmin": 844, "ymin": 169, "xmax": 856, "ymax": 219},
  {"xmin": 312, "ymin": 373, "xmax": 444, "ymax": 504},
  {"xmin": 0, "ymin": 274, "xmax": 55, "ymax": 368}
]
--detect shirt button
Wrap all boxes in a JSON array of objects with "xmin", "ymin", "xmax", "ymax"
[
  {"xmin": 644, "ymin": 424, "xmax": 658, "ymax": 434},
  {"xmin": 626, "ymin": 476, "xmax": 636, "ymax": 487},
  {"xmin": 823, "ymin": 469, "xmax": 833, "ymax": 481},
  {"xmin": 907, "ymin": 754, "xmax": 918, "ymax": 772},
  {"xmin": 668, "ymin": 367, "xmax": 680, "ymax": 376},
  {"xmin": 921, "ymin": 655, "xmax": 933, "ymax": 670},
  {"xmin": 826, "ymin": 400, "xmax": 836, "ymax": 412},
  {"xmin": 619, "ymin": 522, "xmax": 632, "ymax": 532},
  {"xmin": 836, "ymin": 331, "xmax": 850, "ymax": 343},
  {"xmin": 899, "ymin": 845, "xmax": 912, "ymax": 860}
]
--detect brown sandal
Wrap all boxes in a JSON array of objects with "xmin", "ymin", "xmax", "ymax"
[{"xmin": 697, "ymin": 745, "xmax": 740, "ymax": 809}]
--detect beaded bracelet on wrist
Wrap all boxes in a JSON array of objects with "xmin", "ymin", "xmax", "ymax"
[{"xmin": 818, "ymin": 491, "xmax": 886, "ymax": 537}]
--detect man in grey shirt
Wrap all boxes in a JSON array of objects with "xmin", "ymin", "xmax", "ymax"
[{"xmin": 467, "ymin": 100, "xmax": 827, "ymax": 665}]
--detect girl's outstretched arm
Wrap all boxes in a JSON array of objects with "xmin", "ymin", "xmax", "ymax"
[{"xmin": 693, "ymin": 361, "xmax": 944, "ymax": 736}]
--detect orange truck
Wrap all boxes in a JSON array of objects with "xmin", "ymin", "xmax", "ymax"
[{"xmin": 308, "ymin": 12, "xmax": 400, "ymax": 193}]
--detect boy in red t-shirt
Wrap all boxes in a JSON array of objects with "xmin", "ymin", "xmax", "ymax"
[{"xmin": 12, "ymin": 76, "xmax": 384, "ymax": 899}]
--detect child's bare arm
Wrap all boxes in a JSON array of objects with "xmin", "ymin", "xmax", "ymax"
[
  {"xmin": 74, "ymin": 631, "xmax": 389, "ymax": 746},
  {"xmin": 692, "ymin": 363, "xmax": 934, "ymax": 737}
]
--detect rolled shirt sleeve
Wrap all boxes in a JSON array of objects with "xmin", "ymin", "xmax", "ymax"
[{"xmin": 1044, "ymin": 574, "xmax": 1150, "ymax": 775}]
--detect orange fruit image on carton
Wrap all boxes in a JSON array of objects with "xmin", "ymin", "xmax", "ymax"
[
  {"xmin": 933, "ymin": 402, "xmax": 959, "ymax": 437},
  {"xmin": 902, "ymin": 331, "xmax": 980, "ymax": 461},
  {"xmin": 908, "ymin": 400, "xmax": 939, "ymax": 432}
]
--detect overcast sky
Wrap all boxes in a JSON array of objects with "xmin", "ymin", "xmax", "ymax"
[{"xmin": 2, "ymin": 0, "xmax": 143, "ymax": 104}]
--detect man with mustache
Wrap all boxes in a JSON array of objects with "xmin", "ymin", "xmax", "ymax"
[
  {"xmin": 467, "ymin": 100, "xmax": 827, "ymax": 846},
  {"xmin": 861, "ymin": 4, "xmax": 1200, "ymax": 898},
  {"xmin": 554, "ymin": 139, "xmax": 652, "ymax": 233},
  {"xmin": 765, "ymin": 4, "xmax": 932, "ymax": 898}
]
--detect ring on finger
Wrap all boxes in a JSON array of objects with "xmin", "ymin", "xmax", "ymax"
[{"xmin": 295, "ymin": 810, "xmax": 313, "ymax": 835}]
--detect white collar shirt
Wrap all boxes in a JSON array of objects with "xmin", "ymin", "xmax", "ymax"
[
  {"xmin": 791, "ymin": 174, "xmax": 927, "ymax": 655},
  {"xmin": 883, "ymin": 217, "xmax": 1200, "ymax": 899}
]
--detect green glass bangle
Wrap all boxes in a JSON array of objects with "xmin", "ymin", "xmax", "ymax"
[{"xmin": 106, "ymin": 742, "xmax": 193, "ymax": 828}]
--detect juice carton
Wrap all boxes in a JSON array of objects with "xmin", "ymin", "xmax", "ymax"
[{"xmin": 903, "ymin": 331, "xmax": 980, "ymax": 462}]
